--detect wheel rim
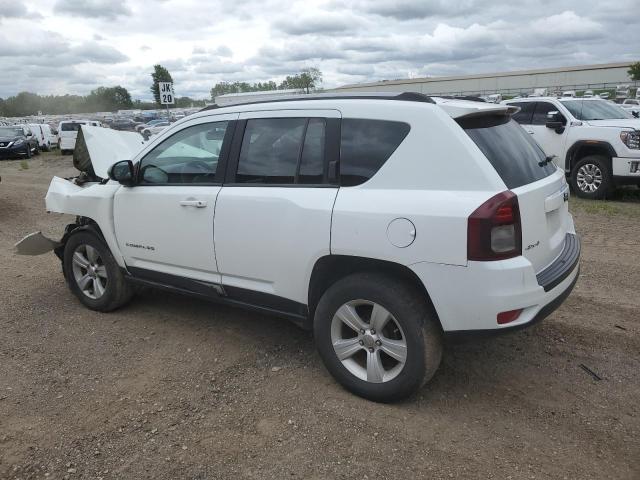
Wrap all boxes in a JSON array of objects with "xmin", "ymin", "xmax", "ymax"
[
  {"xmin": 71, "ymin": 244, "xmax": 108, "ymax": 299},
  {"xmin": 330, "ymin": 300, "xmax": 407, "ymax": 383},
  {"xmin": 576, "ymin": 163, "xmax": 603, "ymax": 193}
]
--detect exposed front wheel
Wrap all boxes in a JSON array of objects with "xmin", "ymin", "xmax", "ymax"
[
  {"xmin": 314, "ymin": 273, "xmax": 442, "ymax": 402},
  {"xmin": 63, "ymin": 230, "xmax": 134, "ymax": 312},
  {"xmin": 570, "ymin": 155, "xmax": 613, "ymax": 200}
]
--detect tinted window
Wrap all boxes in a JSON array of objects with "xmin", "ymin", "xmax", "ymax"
[
  {"xmin": 139, "ymin": 121, "xmax": 228, "ymax": 184},
  {"xmin": 61, "ymin": 122, "xmax": 84, "ymax": 132},
  {"xmin": 340, "ymin": 119, "xmax": 410, "ymax": 186},
  {"xmin": 531, "ymin": 102, "xmax": 559, "ymax": 125},
  {"xmin": 236, "ymin": 118, "xmax": 327, "ymax": 185},
  {"xmin": 461, "ymin": 116, "xmax": 556, "ymax": 189},
  {"xmin": 298, "ymin": 118, "xmax": 326, "ymax": 184},
  {"xmin": 237, "ymin": 118, "xmax": 305, "ymax": 184},
  {"xmin": 510, "ymin": 102, "xmax": 535, "ymax": 124}
]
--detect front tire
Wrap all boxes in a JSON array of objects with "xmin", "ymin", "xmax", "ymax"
[
  {"xmin": 63, "ymin": 230, "xmax": 134, "ymax": 312},
  {"xmin": 570, "ymin": 155, "xmax": 613, "ymax": 200},
  {"xmin": 314, "ymin": 273, "xmax": 442, "ymax": 402}
]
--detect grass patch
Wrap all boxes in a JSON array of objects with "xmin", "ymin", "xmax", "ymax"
[{"xmin": 570, "ymin": 187, "xmax": 640, "ymax": 218}]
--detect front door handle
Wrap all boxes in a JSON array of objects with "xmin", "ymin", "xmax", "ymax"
[
  {"xmin": 180, "ymin": 200, "xmax": 207, "ymax": 208},
  {"xmin": 527, "ymin": 130, "xmax": 534, "ymax": 134}
]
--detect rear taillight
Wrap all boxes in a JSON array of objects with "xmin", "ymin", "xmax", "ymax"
[{"xmin": 468, "ymin": 191, "xmax": 522, "ymax": 261}]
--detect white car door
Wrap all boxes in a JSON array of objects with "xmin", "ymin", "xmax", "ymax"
[
  {"xmin": 214, "ymin": 109, "xmax": 340, "ymax": 311},
  {"xmin": 113, "ymin": 113, "xmax": 238, "ymax": 286},
  {"xmin": 527, "ymin": 101, "xmax": 570, "ymax": 165}
]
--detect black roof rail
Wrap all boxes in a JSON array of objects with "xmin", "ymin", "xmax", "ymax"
[{"xmin": 200, "ymin": 91, "xmax": 435, "ymax": 111}]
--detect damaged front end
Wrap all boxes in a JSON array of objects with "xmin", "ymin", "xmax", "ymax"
[{"xmin": 15, "ymin": 125, "xmax": 147, "ymax": 265}]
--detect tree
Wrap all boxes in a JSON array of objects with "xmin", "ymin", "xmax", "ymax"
[
  {"xmin": 150, "ymin": 64, "xmax": 174, "ymax": 105},
  {"xmin": 279, "ymin": 68, "xmax": 323, "ymax": 93},
  {"xmin": 86, "ymin": 86, "xmax": 133, "ymax": 111},
  {"xmin": 629, "ymin": 62, "xmax": 640, "ymax": 81}
]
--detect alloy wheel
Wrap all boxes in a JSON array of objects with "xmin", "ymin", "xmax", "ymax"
[
  {"xmin": 71, "ymin": 244, "xmax": 108, "ymax": 299},
  {"xmin": 576, "ymin": 163, "xmax": 603, "ymax": 193},
  {"xmin": 330, "ymin": 300, "xmax": 407, "ymax": 383}
]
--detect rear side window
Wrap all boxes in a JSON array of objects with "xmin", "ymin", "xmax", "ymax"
[
  {"xmin": 236, "ymin": 117, "xmax": 326, "ymax": 185},
  {"xmin": 510, "ymin": 102, "xmax": 535, "ymax": 124},
  {"xmin": 460, "ymin": 116, "xmax": 556, "ymax": 189},
  {"xmin": 340, "ymin": 119, "xmax": 410, "ymax": 186}
]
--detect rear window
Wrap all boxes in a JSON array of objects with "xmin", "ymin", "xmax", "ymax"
[
  {"xmin": 340, "ymin": 119, "xmax": 410, "ymax": 186},
  {"xmin": 460, "ymin": 115, "xmax": 556, "ymax": 189},
  {"xmin": 61, "ymin": 122, "xmax": 84, "ymax": 132}
]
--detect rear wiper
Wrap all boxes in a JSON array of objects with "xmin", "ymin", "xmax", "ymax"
[{"xmin": 539, "ymin": 155, "xmax": 555, "ymax": 167}]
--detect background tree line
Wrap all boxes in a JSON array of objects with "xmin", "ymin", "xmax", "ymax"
[{"xmin": 210, "ymin": 68, "xmax": 322, "ymax": 99}]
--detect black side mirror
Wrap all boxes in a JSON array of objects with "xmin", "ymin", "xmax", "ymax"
[
  {"xmin": 545, "ymin": 111, "xmax": 566, "ymax": 133},
  {"xmin": 108, "ymin": 160, "xmax": 135, "ymax": 186}
]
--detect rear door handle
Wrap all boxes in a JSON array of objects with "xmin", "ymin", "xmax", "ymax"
[
  {"xmin": 526, "ymin": 130, "xmax": 534, "ymax": 134},
  {"xmin": 179, "ymin": 200, "xmax": 207, "ymax": 208}
]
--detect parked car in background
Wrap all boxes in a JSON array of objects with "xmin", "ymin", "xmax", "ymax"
[
  {"xmin": 621, "ymin": 99, "xmax": 640, "ymax": 110},
  {"xmin": 110, "ymin": 118, "xmax": 138, "ymax": 131},
  {"xmin": 28, "ymin": 123, "xmax": 54, "ymax": 151},
  {"xmin": 583, "ymin": 90, "xmax": 594, "ymax": 98},
  {"xmin": 28, "ymin": 93, "xmax": 581, "ymax": 402},
  {"xmin": 597, "ymin": 92, "xmax": 610, "ymax": 100},
  {"xmin": 504, "ymin": 97, "xmax": 640, "ymax": 199},
  {"xmin": 58, "ymin": 120, "xmax": 100, "ymax": 155},
  {"xmin": 141, "ymin": 121, "xmax": 170, "ymax": 139},
  {"xmin": 135, "ymin": 118, "xmax": 169, "ymax": 133},
  {"xmin": 0, "ymin": 125, "xmax": 40, "ymax": 159},
  {"xmin": 561, "ymin": 91, "xmax": 576, "ymax": 98},
  {"xmin": 48, "ymin": 124, "xmax": 59, "ymax": 149},
  {"xmin": 616, "ymin": 85, "xmax": 631, "ymax": 101}
]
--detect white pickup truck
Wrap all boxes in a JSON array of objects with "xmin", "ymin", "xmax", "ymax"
[{"xmin": 504, "ymin": 97, "xmax": 640, "ymax": 199}]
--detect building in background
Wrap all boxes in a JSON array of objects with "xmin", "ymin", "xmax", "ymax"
[{"xmin": 331, "ymin": 62, "xmax": 638, "ymax": 99}]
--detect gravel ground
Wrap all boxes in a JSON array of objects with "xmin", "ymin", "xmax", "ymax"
[{"xmin": 1, "ymin": 153, "xmax": 639, "ymax": 480}]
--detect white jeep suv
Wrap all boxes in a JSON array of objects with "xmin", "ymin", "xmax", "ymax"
[
  {"xmin": 36, "ymin": 93, "xmax": 580, "ymax": 402},
  {"xmin": 504, "ymin": 97, "xmax": 640, "ymax": 199}
]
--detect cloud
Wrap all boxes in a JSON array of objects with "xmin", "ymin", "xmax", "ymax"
[
  {"xmin": 0, "ymin": 0, "xmax": 28, "ymax": 18},
  {"xmin": 54, "ymin": 0, "xmax": 132, "ymax": 19},
  {"xmin": 273, "ymin": 13, "xmax": 360, "ymax": 35}
]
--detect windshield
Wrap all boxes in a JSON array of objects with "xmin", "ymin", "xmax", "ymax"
[
  {"xmin": 0, "ymin": 127, "xmax": 24, "ymax": 137},
  {"xmin": 561, "ymin": 100, "xmax": 634, "ymax": 120}
]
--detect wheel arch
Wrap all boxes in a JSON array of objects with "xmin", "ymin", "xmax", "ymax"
[
  {"xmin": 307, "ymin": 255, "xmax": 442, "ymax": 330},
  {"xmin": 565, "ymin": 141, "xmax": 616, "ymax": 172}
]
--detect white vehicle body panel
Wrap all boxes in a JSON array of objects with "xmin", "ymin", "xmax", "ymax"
[
  {"xmin": 215, "ymin": 109, "xmax": 340, "ymax": 304},
  {"xmin": 45, "ymin": 177, "xmax": 126, "ymax": 267},
  {"xmin": 58, "ymin": 120, "xmax": 100, "ymax": 151},
  {"xmin": 79, "ymin": 125, "xmax": 147, "ymax": 178}
]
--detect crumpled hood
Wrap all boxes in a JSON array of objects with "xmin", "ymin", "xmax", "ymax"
[
  {"xmin": 584, "ymin": 119, "xmax": 640, "ymax": 129},
  {"xmin": 74, "ymin": 125, "xmax": 147, "ymax": 179}
]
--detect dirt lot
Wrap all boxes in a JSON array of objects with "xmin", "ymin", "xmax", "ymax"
[{"xmin": 1, "ymin": 153, "xmax": 638, "ymax": 480}]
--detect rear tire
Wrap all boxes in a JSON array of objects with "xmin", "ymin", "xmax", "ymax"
[
  {"xmin": 63, "ymin": 230, "xmax": 134, "ymax": 312},
  {"xmin": 570, "ymin": 155, "xmax": 613, "ymax": 200},
  {"xmin": 314, "ymin": 272, "xmax": 442, "ymax": 402}
]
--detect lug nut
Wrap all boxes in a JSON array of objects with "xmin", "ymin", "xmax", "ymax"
[
  {"xmin": 370, "ymin": 329, "xmax": 376, "ymax": 334},
  {"xmin": 368, "ymin": 348, "xmax": 374, "ymax": 353},
  {"xmin": 375, "ymin": 340, "xmax": 381, "ymax": 346},
  {"xmin": 359, "ymin": 340, "xmax": 364, "ymax": 346},
  {"xmin": 360, "ymin": 329, "xmax": 365, "ymax": 334}
]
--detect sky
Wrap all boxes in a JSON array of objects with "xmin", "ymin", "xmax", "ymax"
[{"xmin": 0, "ymin": 0, "xmax": 638, "ymax": 101}]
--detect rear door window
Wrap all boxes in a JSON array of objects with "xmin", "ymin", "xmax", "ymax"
[
  {"xmin": 460, "ymin": 116, "xmax": 556, "ymax": 189},
  {"xmin": 510, "ymin": 102, "xmax": 535, "ymax": 125},
  {"xmin": 340, "ymin": 119, "xmax": 410, "ymax": 186},
  {"xmin": 236, "ymin": 117, "xmax": 327, "ymax": 185}
]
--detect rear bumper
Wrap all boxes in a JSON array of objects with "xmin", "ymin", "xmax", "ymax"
[{"xmin": 410, "ymin": 234, "xmax": 581, "ymax": 333}]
